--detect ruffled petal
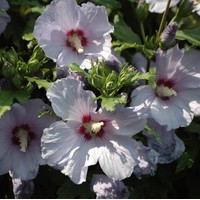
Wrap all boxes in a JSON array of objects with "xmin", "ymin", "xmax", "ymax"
[
  {"xmin": 145, "ymin": 0, "xmax": 180, "ymax": 13},
  {"xmin": 150, "ymin": 97, "xmax": 193, "ymax": 130},
  {"xmin": 80, "ymin": 2, "xmax": 114, "ymax": 37},
  {"xmin": 131, "ymin": 85, "xmax": 155, "ymax": 114},
  {"xmin": 98, "ymin": 135, "xmax": 140, "ymax": 180},
  {"xmin": 156, "ymin": 45, "xmax": 184, "ymax": 80},
  {"xmin": 100, "ymin": 106, "xmax": 146, "ymax": 136},
  {"xmin": 47, "ymin": 78, "xmax": 96, "ymax": 121}
]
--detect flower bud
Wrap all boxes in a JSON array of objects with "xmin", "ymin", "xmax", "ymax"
[
  {"xmin": 2, "ymin": 61, "xmax": 16, "ymax": 78},
  {"xmin": 160, "ymin": 22, "xmax": 179, "ymax": 47}
]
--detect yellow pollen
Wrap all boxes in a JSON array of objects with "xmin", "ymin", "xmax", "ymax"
[
  {"xmin": 68, "ymin": 33, "xmax": 84, "ymax": 53},
  {"xmin": 16, "ymin": 128, "xmax": 30, "ymax": 152},
  {"xmin": 91, "ymin": 122, "xmax": 104, "ymax": 134},
  {"xmin": 156, "ymin": 85, "xmax": 177, "ymax": 98}
]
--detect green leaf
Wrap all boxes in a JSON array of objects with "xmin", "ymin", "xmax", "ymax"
[
  {"xmin": 175, "ymin": 152, "xmax": 195, "ymax": 173},
  {"xmin": 67, "ymin": 63, "xmax": 88, "ymax": 76},
  {"xmin": 113, "ymin": 41, "xmax": 155, "ymax": 58},
  {"xmin": 176, "ymin": 28, "xmax": 200, "ymax": 46},
  {"xmin": 25, "ymin": 76, "xmax": 52, "ymax": 89},
  {"xmin": 144, "ymin": 125, "xmax": 161, "ymax": 144},
  {"xmin": 113, "ymin": 17, "xmax": 141, "ymax": 44},
  {"xmin": 0, "ymin": 90, "xmax": 30, "ymax": 116},
  {"xmin": 185, "ymin": 121, "xmax": 200, "ymax": 133},
  {"xmin": 99, "ymin": 95, "xmax": 127, "ymax": 111},
  {"xmin": 22, "ymin": 33, "xmax": 34, "ymax": 41}
]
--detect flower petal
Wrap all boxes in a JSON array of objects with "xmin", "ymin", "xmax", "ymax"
[
  {"xmin": 98, "ymin": 135, "xmax": 140, "ymax": 180},
  {"xmin": 47, "ymin": 78, "xmax": 96, "ymax": 121}
]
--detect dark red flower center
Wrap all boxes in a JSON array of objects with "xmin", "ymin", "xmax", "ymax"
[
  {"xmin": 155, "ymin": 78, "xmax": 177, "ymax": 100},
  {"xmin": 66, "ymin": 29, "xmax": 88, "ymax": 53},
  {"xmin": 79, "ymin": 115, "xmax": 106, "ymax": 141},
  {"xmin": 12, "ymin": 124, "xmax": 35, "ymax": 152}
]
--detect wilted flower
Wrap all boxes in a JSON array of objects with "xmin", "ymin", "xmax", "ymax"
[
  {"xmin": 143, "ymin": 119, "xmax": 185, "ymax": 164},
  {"xmin": 145, "ymin": 0, "xmax": 180, "ymax": 13},
  {"xmin": 133, "ymin": 142, "xmax": 158, "ymax": 178},
  {"xmin": 160, "ymin": 22, "xmax": 179, "ymax": 46},
  {"xmin": 33, "ymin": 0, "xmax": 114, "ymax": 69},
  {"xmin": 10, "ymin": 172, "xmax": 34, "ymax": 199},
  {"xmin": 131, "ymin": 45, "xmax": 200, "ymax": 130},
  {"xmin": 0, "ymin": 99, "xmax": 56, "ymax": 180},
  {"xmin": 41, "ymin": 77, "xmax": 147, "ymax": 184},
  {"xmin": 0, "ymin": 0, "xmax": 11, "ymax": 35},
  {"xmin": 91, "ymin": 174, "xmax": 130, "ymax": 199}
]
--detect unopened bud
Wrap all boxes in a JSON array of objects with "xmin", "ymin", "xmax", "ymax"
[{"xmin": 160, "ymin": 22, "xmax": 179, "ymax": 47}]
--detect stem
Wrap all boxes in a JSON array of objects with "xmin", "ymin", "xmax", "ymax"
[
  {"xmin": 155, "ymin": 0, "xmax": 172, "ymax": 48},
  {"xmin": 139, "ymin": 22, "xmax": 146, "ymax": 44}
]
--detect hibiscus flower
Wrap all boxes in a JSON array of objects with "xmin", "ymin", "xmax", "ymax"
[
  {"xmin": 41, "ymin": 77, "xmax": 147, "ymax": 184},
  {"xmin": 0, "ymin": 99, "xmax": 56, "ymax": 180},
  {"xmin": 33, "ymin": 0, "xmax": 114, "ymax": 69},
  {"xmin": 131, "ymin": 45, "xmax": 200, "ymax": 130}
]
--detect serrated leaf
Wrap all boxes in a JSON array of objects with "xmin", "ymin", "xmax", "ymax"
[
  {"xmin": 176, "ymin": 28, "xmax": 200, "ymax": 46},
  {"xmin": 100, "ymin": 95, "xmax": 127, "ymax": 111},
  {"xmin": 25, "ymin": 76, "xmax": 52, "ymax": 89}
]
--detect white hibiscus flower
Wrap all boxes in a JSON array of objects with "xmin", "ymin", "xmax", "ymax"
[
  {"xmin": 131, "ymin": 45, "xmax": 200, "ymax": 130},
  {"xmin": 41, "ymin": 77, "xmax": 148, "ymax": 184},
  {"xmin": 33, "ymin": 0, "xmax": 114, "ymax": 69}
]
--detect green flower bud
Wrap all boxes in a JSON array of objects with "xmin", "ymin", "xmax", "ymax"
[{"xmin": 2, "ymin": 61, "xmax": 16, "ymax": 78}]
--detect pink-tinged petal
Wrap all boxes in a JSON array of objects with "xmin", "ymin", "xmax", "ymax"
[
  {"xmin": 47, "ymin": 78, "xmax": 96, "ymax": 121},
  {"xmin": 100, "ymin": 106, "xmax": 146, "ymax": 136},
  {"xmin": 98, "ymin": 135, "xmax": 140, "ymax": 180},
  {"xmin": 80, "ymin": 2, "xmax": 114, "ymax": 37},
  {"xmin": 131, "ymin": 85, "xmax": 155, "ymax": 114},
  {"xmin": 150, "ymin": 97, "xmax": 193, "ymax": 130},
  {"xmin": 156, "ymin": 45, "xmax": 184, "ymax": 80}
]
